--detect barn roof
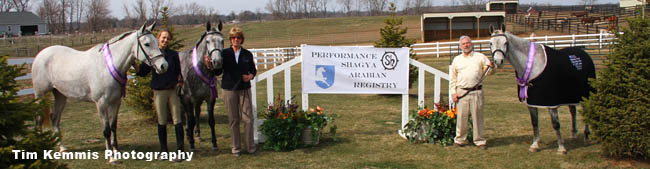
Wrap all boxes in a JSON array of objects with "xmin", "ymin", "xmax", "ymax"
[
  {"xmin": 422, "ymin": 12, "xmax": 506, "ymax": 19},
  {"xmin": 0, "ymin": 12, "xmax": 46, "ymax": 25},
  {"xmin": 487, "ymin": 0, "xmax": 519, "ymax": 2}
]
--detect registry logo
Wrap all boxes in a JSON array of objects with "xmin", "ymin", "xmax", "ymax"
[{"xmin": 315, "ymin": 65, "xmax": 335, "ymax": 89}]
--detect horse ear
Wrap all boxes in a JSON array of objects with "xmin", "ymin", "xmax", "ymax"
[
  {"xmin": 139, "ymin": 22, "xmax": 147, "ymax": 33},
  {"xmin": 501, "ymin": 23, "xmax": 507, "ymax": 32},
  {"xmin": 146, "ymin": 21, "xmax": 157, "ymax": 31},
  {"xmin": 218, "ymin": 20, "xmax": 223, "ymax": 32},
  {"xmin": 206, "ymin": 21, "xmax": 211, "ymax": 31},
  {"xmin": 489, "ymin": 25, "xmax": 494, "ymax": 34}
]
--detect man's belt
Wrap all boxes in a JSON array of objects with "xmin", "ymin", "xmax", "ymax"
[{"xmin": 461, "ymin": 85, "xmax": 482, "ymax": 91}]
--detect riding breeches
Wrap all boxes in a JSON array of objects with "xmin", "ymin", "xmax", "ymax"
[{"xmin": 153, "ymin": 88, "xmax": 183, "ymax": 125}]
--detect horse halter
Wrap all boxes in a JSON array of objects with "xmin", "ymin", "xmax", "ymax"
[
  {"xmin": 491, "ymin": 34, "xmax": 509, "ymax": 59},
  {"xmin": 195, "ymin": 30, "xmax": 223, "ymax": 69},
  {"xmin": 136, "ymin": 30, "xmax": 159, "ymax": 69}
]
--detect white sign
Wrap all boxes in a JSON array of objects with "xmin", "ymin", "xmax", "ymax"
[{"xmin": 301, "ymin": 45, "xmax": 409, "ymax": 94}]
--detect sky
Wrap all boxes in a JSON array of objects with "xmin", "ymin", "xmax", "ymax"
[{"xmin": 108, "ymin": 0, "xmax": 621, "ymax": 19}]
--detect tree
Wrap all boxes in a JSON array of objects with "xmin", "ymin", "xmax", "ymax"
[
  {"xmin": 581, "ymin": 16, "xmax": 650, "ymax": 159},
  {"xmin": 374, "ymin": 3, "xmax": 417, "ymax": 88},
  {"xmin": 85, "ymin": 0, "xmax": 110, "ymax": 32},
  {"xmin": 0, "ymin": 56, "xmax": 67, "ymax": 169},
  {"xmin": 1, "ymin": 0, "xmax": 14, "ymax": 12},
  {"xmin": 366, "ymin": 0, "xmax": 387, "ymax": 16},
  {"xmin": 460, "ymin": 0, "xmax": 486, "ymax": 11},
  {"xmin": 11, "ymin": 0, "xmax": 31, "ymax": 12},
  {"xmin": 337, "ymin": 0, "xmax": 353, "ymax": 16},
  {"xmin": 133, "ymin": 0, "xmax": 147, "ymax": 23}
]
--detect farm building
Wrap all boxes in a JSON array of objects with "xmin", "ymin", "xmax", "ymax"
[
  {"xmin": 619, "ymin": 0, "xmax": 645, "ymax": 8},
  {"xmin": 0, "ymin": 12, "xmax": 47, "ymax": 36},
  {"xmin": 420, "ymin": 12, "xmax": 506, "ymax": 42},
  {"xmin": 486, "ymin": 0, "xmax": 519, "ymax": 14}
]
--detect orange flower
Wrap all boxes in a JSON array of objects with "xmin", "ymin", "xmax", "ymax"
[
  {"xmin": 309, "ymin": 107, "xmax": 315, "ymax": 113},
  {"xmin": 418, "ymin": 108, "xmax": 428, "ymax": 117},
  {"xmin": 277, "ymin": 112, "xmax": 284, "ymax": 119},
  {"xmin": 316, "ymin": 106, "xmax": 323, "ymax": 112}
]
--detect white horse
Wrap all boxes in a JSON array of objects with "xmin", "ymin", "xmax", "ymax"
[
  {"xmin": 32, "ymin": 22, "xmax": 167, "ymax": 163},
  {"xmin": 489, "ymin": 25, "xmax": 595, "ymax": 154}
]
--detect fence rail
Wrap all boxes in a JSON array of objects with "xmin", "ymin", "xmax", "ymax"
[
  {"xmin": 411, "ymin": 32, "xmax": 618, "ymax": 58},
  {"xmin": 9, "ymin": 32, "xmax": 621, "ymax": 97}
]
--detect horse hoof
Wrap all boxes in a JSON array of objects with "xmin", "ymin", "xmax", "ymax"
[
  {"xmin": 59, "ymin": 146, "xmax": 68, "ymax": 152},
  {"xmin": 529, "ymin": 147, "xmax": 539, "ymax": 152},
  {"xmin": 212, "ymin": 146, "xmax": 219, "ymax": 152},
  {"xmin": 108, "ymin": 159, "xmax": 120, "ymax": 165}
]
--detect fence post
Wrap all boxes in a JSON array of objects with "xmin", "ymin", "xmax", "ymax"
[
  {"xmin": 417, "ymin": 68, "xmax": 424, "ymax": 108},
  {"xmin": 436, "ymin": 42, "xmax": 440, "ymax": 58},
  {"xmin": 572, "ymin": 34, "xmax": 576, "ymax": 47}
]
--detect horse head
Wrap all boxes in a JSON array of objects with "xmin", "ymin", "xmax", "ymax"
[
  {"xmin": 489, "ymin": 24, "xmax": 508, "ymax": 68},
  {"xmin": 136, "ymin": 21, "xmax": 168, "ymax": 74},
  {"xmin": 195, "ymin": 21, "xmax": 224, "ymax": 70}
]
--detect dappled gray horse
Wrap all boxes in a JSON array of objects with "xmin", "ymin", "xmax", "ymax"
[
  {"xmin": 489, "ymin": 25, "xmax": 595, "ymax": 154},
  {"xmin": 32, "ymin": 22, "xmax": 167, "ymax": 163},
  {"xmin": 179, "ymin": 22, "xmax": 224, "ymax": 151}
]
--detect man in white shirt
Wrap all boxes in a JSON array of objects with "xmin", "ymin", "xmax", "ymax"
[{"xmin": 450, "ymin": 35, "xmax": 493, "ymax": 150}]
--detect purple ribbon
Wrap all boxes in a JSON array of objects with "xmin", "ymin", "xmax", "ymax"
[
  {"xmin": 192, "ymin": 47, "xmax": 218, "ymax": 100},
  {"xmin": 102, "ymin": 43, "xmax": 126, "ymax": 97},
  {"xmin": 517, "ymin": 42, "xmax": 536, "ymax": 101}
]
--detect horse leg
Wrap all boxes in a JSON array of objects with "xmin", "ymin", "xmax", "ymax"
[
  {"xmin": 528, "ymin": 107, "xmax": 541, "ymax": 152},
  {"xmin": 569, "ymin": 105, "xmax": 578, "ymax": 139},
  {"xmin": 582, "ymin": 105, "xmax": 591, "ymax": 145},
  {"xmin": 207, "ymin": 99, "xmax": 218, "ymax": 151},
  {"xmin": 96, "ymin": 101, "xmax": 117, "ymax": 164},
  {"xmin": 194, "ymin": 101, "xmax": 202, "ymax": 141},
  {"xmin": 52, "ymin": 90, "xmax": 68, "ymax": 152},
  {"xmin": 549, "ymin": 108, "xmax": 566, "ymax": 154},
  {"xmin": 107, "ymin": 102, "xmax": 120, "ymax": 153},
  {"xmin": 184, "ymin": 101, "xmax": 196, "ymax": 152}
]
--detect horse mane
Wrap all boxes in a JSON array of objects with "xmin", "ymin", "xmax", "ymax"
[{"xmin": 108, "ymin": 31, "xmax": 135, "ymax": 45}]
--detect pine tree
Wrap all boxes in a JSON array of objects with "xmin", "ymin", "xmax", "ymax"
[
  {"xmin": 580, "ymin": 16, "xmax": 650, "ymax": 159},
  {"xmin": 126, "ymin": 6, "xmax": 184, "ymax": 120},
  {"xmin": 374, "ymin": 3, "xmax": 418, "ymax": 88},
  {"xmin": 0, "ymin": 56, "xmax": 67, "ymax": 169}
]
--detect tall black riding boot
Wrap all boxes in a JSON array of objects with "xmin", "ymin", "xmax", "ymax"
[
  {"xmin": 173, "ymin": 124, "xmax": 185, "ymax": 162},
  {"xmin": 158, "ymin": 125, "xmax": 168, "ymax": 153}
]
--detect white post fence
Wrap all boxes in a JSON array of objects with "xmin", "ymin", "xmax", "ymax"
[{"xmin": 248, "ymin": 46, "xmax": 450, "ymax": 143}]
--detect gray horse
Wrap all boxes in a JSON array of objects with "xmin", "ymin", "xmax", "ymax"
[
  {"xmin": 32, "ymin": 22, "xmax": 167, "ymax": 163},
  {"xmin": 489, "ymin": 25, "xmax": 594, "ymax": 154},
  {"xmin": 179, "ymin": 22, "xmax": 224, "ymax": 152}
]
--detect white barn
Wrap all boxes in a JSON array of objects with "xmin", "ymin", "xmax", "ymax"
[{"xmin": 0, "ymin": 12, "xmax": 48, "ymax": 36}]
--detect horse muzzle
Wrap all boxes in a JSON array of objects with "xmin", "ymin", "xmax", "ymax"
[{"xmin": 152, "ymin": 55, "xmax": 168, "ymax": 74}]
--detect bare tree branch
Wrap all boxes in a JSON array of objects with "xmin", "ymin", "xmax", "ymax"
[
  {"xmin": 1, "ymin": 0, "xmax": 14, "ymax": 12},
  {"xmin": 11, "ymin": 0, "xmax": 31, "ymax": 12}
]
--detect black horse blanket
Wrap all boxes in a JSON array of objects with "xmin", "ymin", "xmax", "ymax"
[{"xmin": 518, "ymin": 46, "xmax": 596, "ymax": 107}]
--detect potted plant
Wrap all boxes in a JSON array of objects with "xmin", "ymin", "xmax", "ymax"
[
  {"xmin": 302, "ymin": 106, "xmax": 332, "ymax": 145},
  {"xmin": 403, "ymin": 100, "xmax": 472, "ymax": 146},
  {"xmin": 259, "ymin": 95, "xmax": 336, "ymax": 151}
]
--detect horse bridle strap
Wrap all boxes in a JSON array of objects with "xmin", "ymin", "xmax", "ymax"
[
  {"xmin": 517, "ymin": 41, "xmax": 537, "ymax": 101},
  {"xmin": 136, "ymin": 31, "xmax": 157, "ymax": 70},
  {"xmin": 192, "ymin": 47, "xmax": 218, "ymax": 100},
  {"xmin": 101, "ymin": 43, "xmax": 127, "ymax": 97},
  {"xmin": 196, "ymin": 31, "xmax": 223, "ymax": 69},
  {"xmin": 491, "ymin": 34, "xmax": 508, "ymax": 59}
]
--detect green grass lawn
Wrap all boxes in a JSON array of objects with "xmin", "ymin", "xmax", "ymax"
[{"xmin": 47, "ymin": 57, "xmax": 647, "ymax": 168}]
